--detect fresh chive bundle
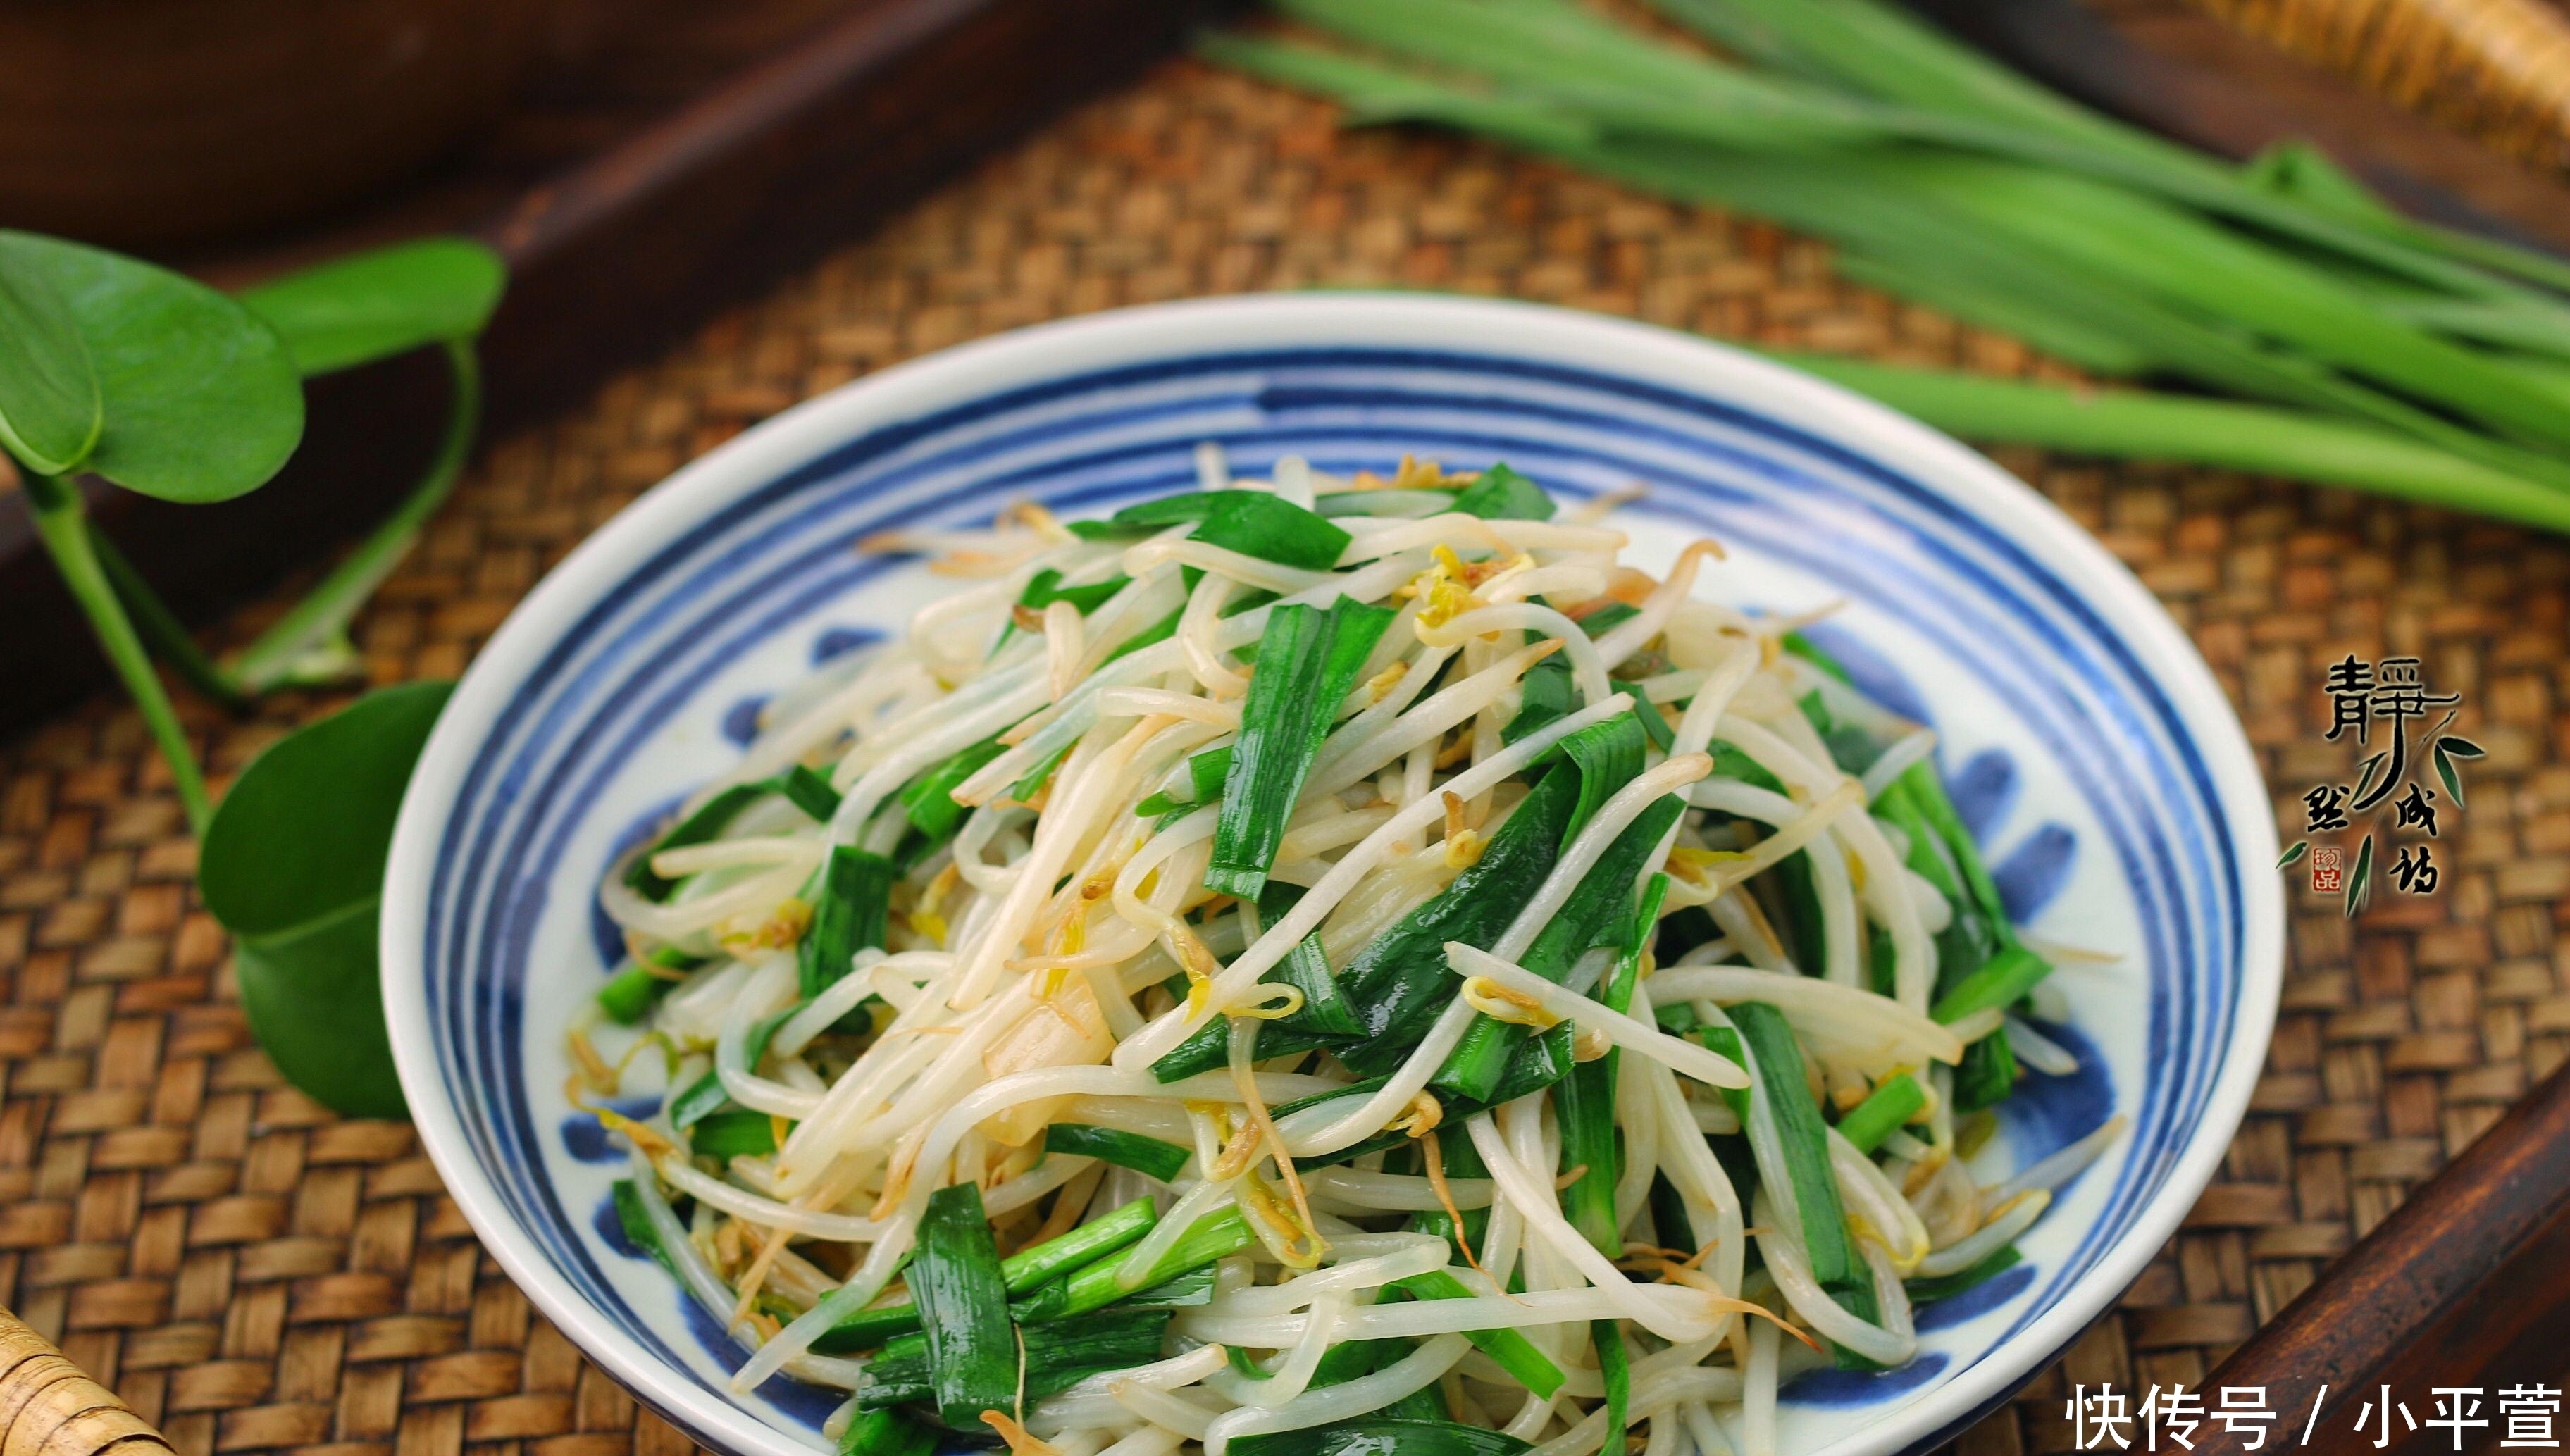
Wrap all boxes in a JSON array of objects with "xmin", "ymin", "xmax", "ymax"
[{"xmin": 1203, "ymin": 0, "xmax": 2570, "ymax": 533}]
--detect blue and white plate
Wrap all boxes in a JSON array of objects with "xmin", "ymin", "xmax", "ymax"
[{"xmin": 383, "ymin": 294, "xmax": 2283, "ymax": 1456}]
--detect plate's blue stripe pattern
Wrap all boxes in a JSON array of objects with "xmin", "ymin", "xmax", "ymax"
[{"xmin": 419, "ymin": 347, "xmax": 2248, "ymax": 1444}]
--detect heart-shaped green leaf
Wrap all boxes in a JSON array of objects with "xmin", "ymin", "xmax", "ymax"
[
  {"xmin": 238, "ymin": 237, "xmax": 507, "ymax": 377},
  {"xmin": 0, "ymin": 243, "xmax": 101, "ymax": 475},
  {"xmin": 201, "ymin": 680, "xmax": 452, "ymax": 1117},
  {"xmin": 1, "ymin": 229, "xmax": 302, "ymax": 503}
]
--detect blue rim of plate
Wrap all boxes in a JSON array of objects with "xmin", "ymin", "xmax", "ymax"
[{"xmin": 385, "ymin": 294, "xmax": 2280, "ymax": 1456}]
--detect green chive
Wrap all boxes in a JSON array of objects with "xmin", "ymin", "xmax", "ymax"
[
  {"xmin": 1904, "ymin": 1244, "xmax": 2024, "ymax": 1304},
  {"xmin": 817, "ymin": 1198, "xmax": 1161, "ymax": 1353},
  {"xmin": 900, "ymin": 738, "xmax": 1005, "ymax": 841},
  {"xmin": 1016, "ymin": 1206, "xmax": 1258, "ymax": 1324},
  {"xmin": 912, "ymin": 1181, "xmax": 1017, "ymax": 1428},
  {"xmin": 1205, "ymin": 597, "xmax": 1396, "ymax": 898},
  {"xmin": 1835, "ymin": 1072, "xmax": 1926, "ymax": 1154},
  {"xmin": 1732, "ymin": 1002, "xmax": 1880, "ymax": 1342},
  {"xmin": 1451, "ymin": 463, "xmax": 1556, "ymax": 521},
  {"xmin": 839, "ymin": 1407, "xmax": 937, "ymax": 1456},
  {"xmin": 611, "ymin": 1180, "xmax": 678, "ymax": 1276},
  {"xmin": 797, "ymin": 846, "xmax": 895, "ymax": 998},
  {"xmin": 1042, "ymin": 1123, "xmax": 1192, "ymax": 1182},
  {"xmin": 1388, "ymin": 1271, "xmax": 1565, "ymax": 1395},
  {"xmin": 689, "ymin": 1108, "xmax": 779, "ymax": 1159},
  {"xmin": 1594, "ymin": 1320, "xmax": 1630, "ymax": 1440},
  {"xmin": 623, "ymin": 783, "xmax": 769, "ymax": 901}
]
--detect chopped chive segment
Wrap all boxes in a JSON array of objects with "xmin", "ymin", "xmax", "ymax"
[
  {"xmin": 1594, "ymin": 1319, "xmax": 1630, "ymax": 1440},
  {"xmin": 1504, "ymin": 627, "xmax": 1580, "ymax": 745},
  {"xmin": 624, "ymin": 783, "xmax": 769, "ymax": 901},
  {"xmin": 1260, "ymin": 881, "xmax": 1362, "ymax": 1037},
  {"xmin": 689, "ymin": 1108, "xmax": 779, "ymax": 1158},
  {"xmin": 1205, "ymin": 597, "xmax": 1396, "ymax": 899},
  {"xmin": 1033, "ymin": 1207, "xmax": 1254, "ymax": 1325},
  {"xmin": 1579, "ymin": 602, "xmax": 1641, "ymax": 638},
  {"xmin": 1190, "ymin": 745, "xmax": 1234, "ymax": 804},
  {"xmin": 1348, "ymin": 764, "xmax": 1579, "ymax": 1077},
  {"xmin": 1391, "ymin": 1271, "xmax": 1566, "ymax": 1396},
  {"xmin": 838, "ymin": 1407, "xmax": 937, "ymax": 1456},
  {"xmin": 1432, "ymin": 788, "xmax": 1679, "ymax": 1101},
  {"xmin": 901, "ymin": 738, "xmax": 1004, "ymax": 841},
  {"xmin": 800, "ymin": 847, "xmax": 897, "ymax": 997},
  {"xmin": 858, "ymin": 1307, "xmax": 1171, "ymax": 1411},
  {"xmin": 1022, "ymin": 1206, "xmax": 1256, "ymax": 1324},
  {"xmin": 1931, "ymin": 945, "xmax": 2053, "ymax": 1025},
  {"xmin": 1317, "ymin": 488, "xmax": 1459, "ymax": 518},
  {"xmin": 815, "ymin": 1197, "xmax": 1161, "ymax": 1353},
  {"xmin": 1043, "ymin": 1122, "xmax": 1192, "ymax": 1182},
  {"xmin": 911, "ymin": 1181, "xmax": 1017, "ymax": 1428},
  {"xmin": 1556, "ymin": 710, "xmax": 1646, "ymax": 849},
  {"xmin": 597, "ymin": 962, "xmax": 685, "ymax": 1025},
  {"xmin": 1734, "ymin": 1002, "xmax": 1880, "ymax": 1340},
  {"xmin": 1009, "ymin": 743, "xmax": 1074, "ymax": 804},
  {"xmin": 1004, "ymin": 1196, "xmax": 1157, "ymax": 1294},
  {"xmin": 610, "ymin": 1180, "xmax": 678, "ymax": 1275},
  {"xmin": 779, "ymin": 764, "xmax": 843, "ymax": 822},
  {"xmin": 1555, "ymin": 875, "xmax": 1664, "ymax": 1257},
  {"xmin": 1618, "ymin": 687, "xmax": 1676, "ymax": 752},
  {"xmin": 1197, "ymin": 492, "xmax": 1353, "ymax": 569},
  {"xmin": 1903, "ymin": 1243, "xmax": 2025, "ymax": 1304},
  {"xmin": 1110, "ymin": 492, "xmax": 1227, "ymax": 528},
  {"xmin": 668, "ymin": 1069, "xmax": 728, "ymax": 1130},
  {"xmin": 1450, "ymin": 463, "xmax": 1557, "ymax": 521},
  {"xmin": 1835, "ymin": 1073, "xmax": 1926, "ymax": 1154},
  {"xmin": 1734, "ymin": 1004, "xmax": 1849, "ymax": 1284}
]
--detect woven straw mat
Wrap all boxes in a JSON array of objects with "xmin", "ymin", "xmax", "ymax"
[{"xmin": 3, "ymin": 56, "xmax": 2565, "ymax": 1456}]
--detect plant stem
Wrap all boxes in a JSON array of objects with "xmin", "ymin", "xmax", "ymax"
[
  {"xmin": 87, "ymin": 527, "xmax": 250, "ymax": 711},
  {"xmin": 227, "ymin": 340, "xmax": 482, "ymax": 693},
  {"xmin": 21, "ymin": 472, "xmax": 213, "ymax": 833}
]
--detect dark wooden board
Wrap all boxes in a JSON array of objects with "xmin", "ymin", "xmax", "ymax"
[
  {"xmin": 1907, "ymin": 0, "xmax": 2570, "ymax": 256},
  {"xmin": 0, "ymin": 0, "xmax": 1235, "ymax": 732},
  {"xmin": 2184, "ymin": 1056, "xmax": 2570, "ymax": 1455}
]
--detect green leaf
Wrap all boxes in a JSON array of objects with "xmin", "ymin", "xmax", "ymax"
[
  {"xmin": 2350, "ymin": 750, "xmax": 2389, "ymax": 807},
  {"xmin": 0, "ymin": 251, "xmax": 101, "ymax": 475},
  {"xmin": 236, "ymin": 237, "xmax": 507, "ymax": 376},
  {"xmin": 2275, "ymin": 840, "xmax": 2310, "ymax": 871},
  {"xmin": 2345, "ymin": 832, "xmax": 2376, "ymax": 919},
  {"xmin": 2438, "ymin": 735, "xmax": 2486, "ymax": 759},
  {"xmin": 1, "ymin": 230, "xmax": 302, "ymax": 503},
  {"xmin": 200, "ymin": 681, "xmax": 453, "ymax": 1116},
  {"xmin": 2433, "ymin": 745, "xmax": 2466, "ymax": 811}
]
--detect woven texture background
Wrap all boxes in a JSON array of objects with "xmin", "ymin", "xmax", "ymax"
[
  {"xmin": 2184, "ymin": 0, "xmax": 2570, "ymax": 171},
  {"xmin": 4, "ymin": 56, "xmax": 2568, "ymax": 1456}
]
